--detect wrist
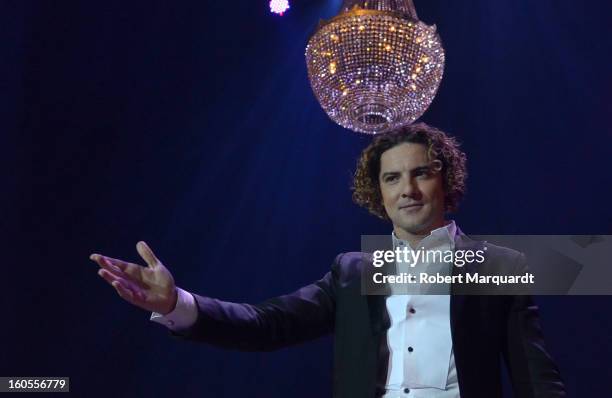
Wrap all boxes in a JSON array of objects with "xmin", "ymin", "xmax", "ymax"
[{"xmin": 161, "ymin": 287, "xmax": 178, "ymax": 315}]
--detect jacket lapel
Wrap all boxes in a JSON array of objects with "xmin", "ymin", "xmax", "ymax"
[
  {"xmin": 364, "ymin": 229, "xmax": 485, "ymax": 335},
  {"xmin": 364, "ymin": 251, "xmax": 393, "ymax": 335},
  {"xmin": 361, "ymin": 227, "xmax": 486, "ymax": 396},
  {"xmin": 450, "ymin": 229, "xmax": 485, "ymax": 333}
]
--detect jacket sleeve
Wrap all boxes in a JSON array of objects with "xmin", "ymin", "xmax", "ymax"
[
  {"xmin": 168, "ymin": 254, "xmax": 342, "ymax": 351},
  {"xmin": 502, "ymin": 253, "xmax": 566, "ymax": 397}
]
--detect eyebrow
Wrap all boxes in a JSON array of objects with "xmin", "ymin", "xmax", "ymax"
[{"xmin": 380, "ymin": 165, "xmax": 431, "ymax": 179}]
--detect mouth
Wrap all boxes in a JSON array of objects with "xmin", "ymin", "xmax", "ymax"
[{"xmin": 399, "ymin": 203, "xmax": 424, "ymax": 212}]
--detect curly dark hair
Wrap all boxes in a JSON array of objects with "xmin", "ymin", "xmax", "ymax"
[{"xmin": 352, "ymin": 122, "xmax": 467, "ymax": 220}]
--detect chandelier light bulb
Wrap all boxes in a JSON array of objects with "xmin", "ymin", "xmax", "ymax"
[
  {"xmin": 305, "ymin": 0, "xmax": 445, "ymax": 134},
  {"xmin": 270, "ymin": 0, "xmax": 290, "ymax": 16}
]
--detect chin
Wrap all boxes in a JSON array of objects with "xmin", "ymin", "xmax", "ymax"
[{"xmin": 398, "ymin": 216, "xmax": 434, "ymax": 234}]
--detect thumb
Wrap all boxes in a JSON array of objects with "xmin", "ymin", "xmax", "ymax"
[{"xmin": 136, "ymin": 241, "xmax": 159, "ymax": 268}]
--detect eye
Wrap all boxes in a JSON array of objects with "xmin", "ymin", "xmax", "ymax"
[
  {"xmin": 414, "ymin": 168, "xmax": 433, "ymax": 179},
  {"xmin": 384, "ymin": 175, "xmax": 399, "ymax": 183}
]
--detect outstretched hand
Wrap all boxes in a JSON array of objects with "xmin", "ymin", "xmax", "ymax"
[{"xmin": 91, "ymin": 241, "xmax": 178, "ymax": 315}]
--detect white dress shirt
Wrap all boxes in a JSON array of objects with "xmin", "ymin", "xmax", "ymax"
[
  {"xmin": 151, "ymin": 221, "xmax": 461, "ymax": 397},
  {"xmin": 382, "ymin": 221, "xmax": 459, "ymax": 397},
  {"xmin": 150, "ymin": 287, "xmax": 197, "ymax": 330}
]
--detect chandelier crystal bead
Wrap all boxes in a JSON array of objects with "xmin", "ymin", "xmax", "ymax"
[{"xmin": 305, "ymin": 0, "xmax": 445, "ymax": 134}]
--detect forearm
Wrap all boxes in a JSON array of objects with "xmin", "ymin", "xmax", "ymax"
[{"xmin": 168, "ymin": 271, "xmax": 337, "ymax": 352}]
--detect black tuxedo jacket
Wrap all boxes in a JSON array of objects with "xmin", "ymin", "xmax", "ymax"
[{"xmin": 173, "ymin": 232, "xmax": 566, "ymax": 397}]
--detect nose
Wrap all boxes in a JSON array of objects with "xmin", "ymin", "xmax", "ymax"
[{"xmin": 400, "ymin": 178, "xmax": 420, "ymax": 199}]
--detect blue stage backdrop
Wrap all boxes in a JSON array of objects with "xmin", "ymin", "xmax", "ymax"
[{"xmin": 2, "ymin": 0, "xmax": 611, "ymax": 396}]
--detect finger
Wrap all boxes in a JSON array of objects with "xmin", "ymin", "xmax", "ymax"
[
  {"xmin": 89, "ymin": 254, "xmax": 127, "ymax": 271},
  {"xmin": 112, "ymin": 280, "xmax": 138, "ymax": 304},
  {"xmin": 98, "ymin": 268, "xmax": 128, "ymax": 289},
  {"xmin": 96, "ymin": 257, "xmax": 126, "ymax": 277},
  {"xmin": 114, "ymin": 280, "xmax": 147, "ymax": 303},
  {"xmin": 92, "ymin": 256, "xmax": 136, "ymax": 284},
  {"xmin": 101, "ymin": 257, "xmax": 140, "ymax": 280},
  {"xmin": 91, "ymin": 254, "xmax": 145, "ymax": 285},
  {"xmin": 99, "ymin": 270, "xmax": 145, "ymax": 302},
  {"xmin": 98, "ymin": 269, "xmax": 136, "ymax": 294},
  {"xmin": 90, "ymin": 253, "xmax": 130, "ymax": 272},
  {"xmin": 98, "ymin": 264, "xmax": 147, "ymax": 291},
  {"xmin": 136, "ymin": 241, "xmax": 159, "ymax": 268}
]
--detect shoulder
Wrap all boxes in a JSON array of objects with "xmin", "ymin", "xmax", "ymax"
[
  {"xmin": 457, "ymin": 231, "xmax": 524, "ymax": 262},
  {"xmin": 481, "ymin": 241, "xmax": 524, "ymax": 262},
  {"xmin": 471, "ymin": 239, "xmax": 528, "ymax": 275},
  {"xmin": 331, "ymin": 252, "xmax": 372, "ymax": 283},
  {"xmin": 455, "ymin": 232, "xmax": 528, "ymax": 275}
]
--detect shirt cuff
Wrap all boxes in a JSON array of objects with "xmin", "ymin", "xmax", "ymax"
[{"xmin": 150, "ymin": 287, "xmax": 197, "ymax": 331}]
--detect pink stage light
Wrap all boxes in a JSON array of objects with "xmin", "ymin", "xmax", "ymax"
[{"xmin": 270, "ymin": 0, "xmax": 290, "ymax": 16}]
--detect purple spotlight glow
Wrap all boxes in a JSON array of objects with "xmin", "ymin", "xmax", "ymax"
[{"xmin": 270, "ymin": 0, "xmax": 290, "ymax": 16}]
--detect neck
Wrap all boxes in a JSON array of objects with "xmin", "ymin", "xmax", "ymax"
[{"xmin": 394, "ymin": 219, "xmax": 448, "ymax": 248}]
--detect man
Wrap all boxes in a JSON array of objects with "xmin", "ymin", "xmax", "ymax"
[{"xmin": 91, "ymin": 123, "xmax": 566, "ymax": 397}]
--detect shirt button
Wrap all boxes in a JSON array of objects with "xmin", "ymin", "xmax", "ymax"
[
  {"xmin": 404, "ymin": 387, "xmax": 410, "ymax": 393},
  {"xmin": 407, "ymin": 346, "xmax": 413, "ymax": 352},
  {"xmin": 409, "ymin": 307, "xmax": 415, "ymax": 314}
]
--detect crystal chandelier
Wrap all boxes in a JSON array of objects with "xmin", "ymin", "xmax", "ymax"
[{"xmin": 305, "ymin": 0, "xmax": 445, "ymax": 134}]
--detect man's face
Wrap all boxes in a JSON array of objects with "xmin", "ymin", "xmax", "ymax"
[{"xmin": 379, "ymin": 142, "xmax": 446, "ymax": 237}]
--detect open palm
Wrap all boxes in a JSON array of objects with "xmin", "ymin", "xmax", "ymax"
[{"xmin": 91, "ymin": 241, "xmax": 177, "ymax": 314}]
